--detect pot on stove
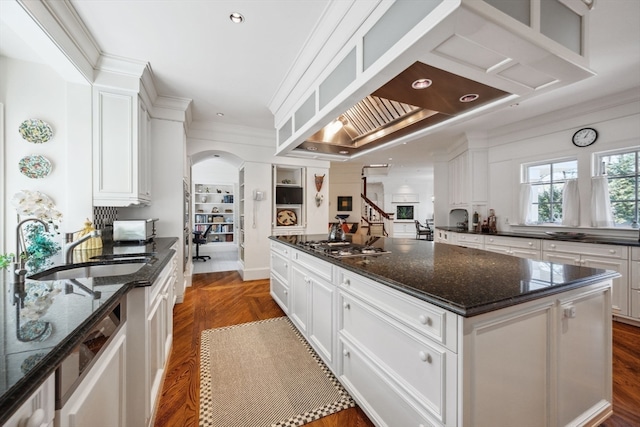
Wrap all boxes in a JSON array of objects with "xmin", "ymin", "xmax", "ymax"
[{"xmin": 328, "ymin": 216, "xmax": 346, "ymax": 242}]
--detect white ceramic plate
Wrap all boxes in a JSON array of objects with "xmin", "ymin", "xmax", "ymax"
[
  {"xmin": 19, "ymin": 155, "xmax": 52, "ymax": 179},
  {"xmin": 19, "ymin": 119, "xmax": 53, "ymax": 143}
]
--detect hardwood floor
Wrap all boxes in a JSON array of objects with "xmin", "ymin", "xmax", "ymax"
[{"xmin": 155, "ymin": 272, "xmax": 640, "ymax": 427}]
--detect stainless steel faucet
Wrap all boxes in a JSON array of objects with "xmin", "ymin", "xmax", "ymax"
[
  {"xmin": 14, "ymin": 218, "xmax": 50, "ymax": 285},
  {"xmin": 64, "ymin": 230, "xmax": 101, "ymax": 264}
]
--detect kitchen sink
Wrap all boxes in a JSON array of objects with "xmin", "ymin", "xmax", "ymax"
[{"xmin": 29, "ymin": 261, "xmax": 148, "ymax": 281}]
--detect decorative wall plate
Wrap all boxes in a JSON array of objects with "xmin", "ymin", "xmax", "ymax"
[
  {"xmin": 19, "ymin": 155, "xmax": 52, "ymax": 179},
  {"xmin": 277, "ymin": 209, "xmax": 297, "ymax": 226},
  {"xmin": 19, "ymin": 119, "xmax": 53, "ymax": 143},
  {"xmin": 21, "ymin": 352, "xmax": 46, "ymax": 374}
]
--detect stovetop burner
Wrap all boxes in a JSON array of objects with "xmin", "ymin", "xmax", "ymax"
[{"xmin": 297, "ymin": 240, "xmax": 390, "ymax": 258}]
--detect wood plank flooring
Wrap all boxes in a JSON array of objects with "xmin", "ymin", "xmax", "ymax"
[{"xmin": 154, "ymin": 272, "xmax": 640, "ymax": 427}]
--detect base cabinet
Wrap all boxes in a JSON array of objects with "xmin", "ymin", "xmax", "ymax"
[
  {"xmin": 126, "ymin": 253, "xmax": 177, "ymax": 427},
  {"xmin": 56, "ymin": 328, "xmax": 127, "ymax": 427},
  {"xmin": 4, "ymin": 374, "xmax": 55, "ymax": 427},
  {"xmin": 631, "ymin": 248, "xmax": 639, "ymax": 318}
]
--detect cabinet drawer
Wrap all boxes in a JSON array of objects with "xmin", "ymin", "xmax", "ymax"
[
  {"xmin": 292, "ymin": 249, "xmax": 332, "ymax": 282},
  {"xmin": 486, "ymin": 235, "xmax": 540, "ymax": 250},
  {"xmin": 456, "ymin": 234, "xmax": 484, "ymax": 245},
  {"xmin": 543, "ymin": 240, "xmax": 626, "ymax": 259},
  {"xmin": 270, "ymin": 251, "xmax": 289, "ymax": 283},
  {"xmin": 340, "ymin": 293, "xmax": 450, "ymax": 421},
  {"xmin": 270, "ymin": 273, "xmax": 289, "ymax": 313},
  {"xmin": 270, "ymin": 241, "xmax": 291, "ymax": 257},
  {"xmin": 632, "ymin": 247, "xmax": 640, "ymax": 261},
  {"xmin": 339, "ymin": 269, "xmax": 456, "ymax": 351},
  {"xmin": 339, "ymin": 338, "xmax": 440, "ymax": 427}
]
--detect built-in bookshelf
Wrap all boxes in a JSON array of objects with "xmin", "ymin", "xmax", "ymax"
[
  {"xmin": 193, "ymin": 183, "xmax": 234, "ymax": 243},
  {"xmin": 273, "ymin": 165, "xmax": 305, "ymax": 234}
]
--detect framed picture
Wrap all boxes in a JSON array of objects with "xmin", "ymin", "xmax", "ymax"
[
  {"xmin": 396, "ymin": 205, "xmax": 414, "ymax": 220},
  {"xmin": 337, "ymin": 196, "xmax": 352, "ymax": 211}
]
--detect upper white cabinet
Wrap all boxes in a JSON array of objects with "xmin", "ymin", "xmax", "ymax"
[
  {"xmin": 93, "ymin": 86, "xmax": 151, "ymax": 207},
  {"xmin": 449, "ymin": 149, "xmax": 488, "ymax": 209}
]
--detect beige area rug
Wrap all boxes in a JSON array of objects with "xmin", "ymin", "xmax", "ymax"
[{"xmin": 199, "ymin": 317, "xmax": 355, "ymax": 427}]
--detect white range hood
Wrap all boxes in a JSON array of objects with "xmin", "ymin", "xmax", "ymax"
[{"xmin": 271, "ymin": 0, "xmax": 595, "ymax": 161}]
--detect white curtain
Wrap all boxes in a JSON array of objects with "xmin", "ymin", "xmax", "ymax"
[
  {"xmin": 518, "ymin": 183, "xmax": 532, "ymax": 225},
  {"xmin": 562, "ymin": 179, "xmax": 580, "ymax": 227},
  {"xmin": 591, "ymin": 176, "xmax": 613, "ymax": 227}
]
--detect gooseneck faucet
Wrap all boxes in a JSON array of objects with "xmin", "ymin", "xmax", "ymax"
[
  {"xmin": 14, "ymin": 218, "xmax": 50, "ymax": 285},
  {"xmin": 64, "ymin": 230, "xmax": 101, "ymax": 264}
]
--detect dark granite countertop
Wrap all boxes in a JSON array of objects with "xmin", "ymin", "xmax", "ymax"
[
  {"xmin": 434, "ymin": 226, "xmax": 640, "ymax": 247},
  {"xmin": 0, "ymin": 237, "xmax": 177, "ymax": 425},
  {"xmin": 270, "ymin": 234, "xmax": 619, "ymax": 318}
]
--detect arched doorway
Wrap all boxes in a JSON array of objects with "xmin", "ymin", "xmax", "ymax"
[{"xmin": 191, "ymin": 151, "xmax": 242, "ymax": 273}]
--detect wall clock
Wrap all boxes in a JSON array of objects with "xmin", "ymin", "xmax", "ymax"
[{"xmin": 572, "ymin": 127, "xmax": 598, "ymax": 147}]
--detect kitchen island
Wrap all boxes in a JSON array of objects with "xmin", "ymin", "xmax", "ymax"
[
  {"xmin": 270, "ymin": 234, "xmax": 619, "ymax": 427},
  {"xmin": 0, "ymin": 237, "xmax": 177, "ymax": 427}
]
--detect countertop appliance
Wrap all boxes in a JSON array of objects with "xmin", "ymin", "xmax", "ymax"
[{"xmin": 113, "ymin": 218, "xmax": 158, "ymax": 243}]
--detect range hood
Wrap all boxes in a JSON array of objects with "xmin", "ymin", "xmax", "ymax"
[
  {"xmin": 297, "ymin": 61, "xmax": 510, "ymax": 157},
  {"xmin": 274, "ymin": 0, "xmax": 595, "ymax": 161}
]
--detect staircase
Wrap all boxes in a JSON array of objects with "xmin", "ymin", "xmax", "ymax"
[{"xmin": 360, "ymin": 193, "xmax": 393, "ymax": 236}]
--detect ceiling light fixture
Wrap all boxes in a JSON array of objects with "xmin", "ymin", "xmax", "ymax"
[
  {"xmin": 229, "ymin": 12, "xmax": 244, "ymax": 23},
  {"xmin": 459, "ymin": 94, "xmax": 479, "ymax": 103},
  {"xmin": 339, "ymin": 150, "xmax": 349, "ymax": 154},
  {"xmin": 411, "ymin": 78, "xmax": 432, "ymax": 89},
  {"xmin": 306, "ymin": 146, "xmax": 318, "ymax": 151}
]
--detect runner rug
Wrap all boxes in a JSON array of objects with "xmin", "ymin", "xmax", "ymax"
[{"xmin": 199, "ymin": 316, "xmax": 355, "ymax": 427}]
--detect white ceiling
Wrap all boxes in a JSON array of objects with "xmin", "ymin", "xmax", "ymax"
[{"xmin": 2, "ymin": 0, "xmax": 639, "ymax": 175}]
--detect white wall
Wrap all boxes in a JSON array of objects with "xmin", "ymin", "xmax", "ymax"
[
  {"xmin": 328, "ymin": 162, "xmax": 362, "ymax": 224},
  {"xmin": 487, "ymin": 98, "xmax": 640, "ymax": 236},
  {"xmin": 1, "ymin": 56, "xmax": 92, "ymax": 251}
]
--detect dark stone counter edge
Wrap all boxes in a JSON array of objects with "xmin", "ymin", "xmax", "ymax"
[
  {"xmin": 0, "ymin": 237, "xmax": 178, "ymax": 425},
  {"xmin": 435, "ymin": 226, "xmax": 640, "ymax": 247},
  {"xmin": 269, "ymin": 237, "xmax": 620, "ymax": 318}
]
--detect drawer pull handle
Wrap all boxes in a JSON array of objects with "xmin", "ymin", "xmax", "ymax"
[
  {"xmin": 419, "ymin": 351, "xmax": 432, "ymax": 363},
  {"xmin": 418, "ymin": 314, "xmax": 431, "ymax": 326},
  {"xmin": 343, "ymin": 349, "xmax": 350, "ymax": 357},
  {"xmin": 343, "ymin": 302, "xmax": 350, "ymax": 310},
  {"xmin": 609, "ymin": 249, "xmax": 616, "ymax": 254},
  {"xmin": 284, "ymin": 290, "xmax": 288, "ymax": 295},
  {"xmin": 550, "ymin": 244, "xmax": 556, "ymax": 248},
  {"xmin": 528, "ymin": 242, "xmax": 533, "ymax": 246},
  {"xmin": 343, "ymin": 279, "xmax": 350, "ymax": 286},
  {"xmin": 284, "ymin": 263, "xmax": 288, "ymax": 268}
]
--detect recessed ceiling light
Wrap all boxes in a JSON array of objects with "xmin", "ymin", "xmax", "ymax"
[
  {"xmin": 230, "ymin": 12, "xmax": 244, "ymax": 23},
  {"xmin": 411, "ymin": 78, "xmax": 432, "ymax": 89},
  {"xmin": 459, "ymin": 94, "xmax": 479, "ymax": 103},
  {"xmin": 307, "ymin": 146, "xmax": 318, "ymax": 151},
  {"xmin": 216, "ymin": 112, "xmax": 224, "ymax": 117},
  {"xmin": 213, "ymin": 154, "xmax": 220, "ymax": 157},
  {"xmin": 339, "ymin": 150, "xmax": 349, "ymax": 154}
]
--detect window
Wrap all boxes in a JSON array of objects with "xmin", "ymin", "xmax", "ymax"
[
  {"xmin": 598, "ymin": 148, "xmax": 640, "ymax": 227},
  {"xmin": 524, "ymin": 159, "xmax": 578, "ymax": 224}
]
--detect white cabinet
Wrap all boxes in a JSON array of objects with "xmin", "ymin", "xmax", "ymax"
[
  {"xmin": 485, "ymin": 235, "xmax": 541, "ymax": 260},
  {"xmin": 391, "ymin": 221, "xmax": 415, "ymax": 238},
  {"xmin": 270, "ymin": 241, "xmax": 291, "ymax": 313},
  {"xmin": 93, "ymin": 87, "xmax": 151, "ymax": 206},
  {"xmin": 435, "ymin": 229, "xmax": 455, "ymax": 244},
  {"xmin": 287, "ymin": 247, "xmax": 335, "ymax": 368},
  {"xmin": 56, "ymin": 327, "xmax": 127, "ymax": 427},
  {"xmin": 631, "ymin": 247, "xmax": 640, "ymax": 318},
  {"xmin": 126, "ymin": 253, "xmax": 177, "ymax": 427},
  {"xmin": 338, "ymin": 268, "xmax": 458, "ymax": 426},
  {"xmin": 543, "ymin": 240, "xmax": 629, "ymax": 316},
  {"xmin": 455, "ymin": 233, "xmax": 484, "ymax": 249},
  {"xmin": 448, "ymin": 149, "xmax": 488, "ymax": 209},
  {"xmin": 193, "ymin": 183, "xmax": 235, "ymax": 243},
  {"xmin": 3, "ymin": 373, "xmax": 55, "ymax": 427},
  {"xmin": 273, "ymin": 165, "xmax": 305, "ymax": 235}
]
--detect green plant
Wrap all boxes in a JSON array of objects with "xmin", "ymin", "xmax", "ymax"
[{"xmin": 0, "ymin": 253, "xmax": 15, "ymax": 270}]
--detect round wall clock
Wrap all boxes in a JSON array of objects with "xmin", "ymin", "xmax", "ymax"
[{"xmin": 572, "ymin": 127, "xmax": 598, "ymax": 147}]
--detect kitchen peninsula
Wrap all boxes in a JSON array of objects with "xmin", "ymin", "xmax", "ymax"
[
  {"xmin": 270, "ymin": 234, "xmax": 618, "ymax": 427},
  {"xmin": 0, "ymin": 237, "xmax": 178, "ymax": 427}
]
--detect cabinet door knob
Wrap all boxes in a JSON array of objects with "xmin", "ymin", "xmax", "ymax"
[
  {"xmin": 419, "ymin": 351, "xmax": 432, "ymax": 363},
  {"xmin": 528, "ymin": 242, "xmax": 533, "ymax": 246},
  {"xmin": 343, "ymin": 349, "xmax": 350, "ymax": 357},
  {"xmin": 284, "ymin": 263, "xmax": 288, "ymax": 268},
  {"xmin": 418, "ymin": 314, "xmax": 431, "ymax": 325},
  {"xmin": 609, "ymin": 249, "xmax": 616, "ymax": 254},
  {"xmin": 343, "ymin": 279, "xmax": 350, "ymax": 286},
  {"xmin": 26, "ymin": 408, "xmax": 44, "ymax": 427},
  {"xmin": 550, "ymin": 244, "xmax": 556, "ymax": 248},
  {"xmin": 343, "ymin": 302, "xmax": 350, "ymax": 310}
]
